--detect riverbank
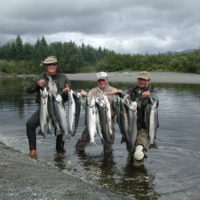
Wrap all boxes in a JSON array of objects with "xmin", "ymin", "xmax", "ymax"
[
  {"xmin": 4, "ymin": 71, "xmax": 200, "ymax": 84},
  {"xmin": 0, "ymin": 142, "xmax": 132, "ymax": 200},
  {"xmin": 66, "ymin": 72, "xmax": 200, "ymax": 84}
]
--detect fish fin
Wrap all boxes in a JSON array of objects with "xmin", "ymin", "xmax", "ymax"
[
  {"xmin": 148, "ymin": 143, "xmax": 158, "ymax": 149},
  {"xmin": 70, "ymin": 130, "xmax": 76, "ymax": 137},
  {"xmin": 65, "ymin": 134, "xmax": 71, "ymax": 140},
  {"xmin": 100, "ymin": 138, "xmax": 105, "ymax": 144},
  {"xmin": 120, "ymin": 136, "xmax": 126, "ymax": 143},
  {"xmin": 38, "ymin": 129, "xmax": 46, "ymax": 138},
  {"xmin": 47, "ymin": 128, "xmax": 52, "ymax": 135},
  {"xmin": 89, "ymin": 141, "xmax": 97, "ymax": 146},
  {"xmin": 54, "ymin": 128, "xmax": 57, "ymax": 136}
]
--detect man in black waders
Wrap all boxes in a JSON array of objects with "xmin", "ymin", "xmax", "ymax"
[{"xmin": 26, "ymin": 56, "xmax": 70, "ymax": 157}]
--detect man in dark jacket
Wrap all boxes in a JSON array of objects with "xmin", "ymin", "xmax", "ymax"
[
  {"xmin": 128, "ymin": 71, "xmax": 159, "ymax": 167},
  {"xmin": 26, "ymin": 56, "xmax": 70, "ymax": 157}
]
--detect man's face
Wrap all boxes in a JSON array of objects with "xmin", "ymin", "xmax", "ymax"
[
  {"xmin": 97, "ymin": 79, "xmax": 108, "ymax": 90},
  {"xmin": 45, "ymin": 63, "xmax": 58, "ymax": 75},
  {"xmin": 137, "ymin": 78, "xmax": 149, "ymax": 89}
]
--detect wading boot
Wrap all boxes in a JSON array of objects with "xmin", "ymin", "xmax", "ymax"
[
  {"xmin": 103, "ymin": 144, "xmax": 113, "ymax": 156},
  {"xmin": 56, "ymin": 135, "xmax": 65, "ymax": 153},
  {"xmin": 133, "ymin": 160, "xmax": 144, "ymax": 167},
  {"xmin": 75, "ymin": 139, "xmax": 86, "ymax": 153}
]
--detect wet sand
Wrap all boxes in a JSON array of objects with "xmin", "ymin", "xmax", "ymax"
[
  {"xmin": 0, "ymin": 142, "xmax": 132, "ymax": 200},
  {"xmin": 66, "ymin": 72, "xmax": 200, "ymax": 84}
]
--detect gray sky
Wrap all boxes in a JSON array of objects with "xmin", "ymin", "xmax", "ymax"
[{"xmin": 0, "ymin": 0, "xmax": 200, "ymax": 54}]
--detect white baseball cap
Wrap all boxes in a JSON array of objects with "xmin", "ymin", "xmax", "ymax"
[{"xmin": 96, "ymin": 72, "xmax": 108, "ymax": 80}]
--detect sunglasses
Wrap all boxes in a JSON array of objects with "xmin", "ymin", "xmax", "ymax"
[
  {"xmin": 97, "ymin": 79, "xmax": 107, "ymax": 82},
  {"xmin": 46, "ymin": 63, "xmax": 57, "ymax": 66},
  {"xmin": 138, "ymin": 78, "xmax": 149, "ymax": 81}
]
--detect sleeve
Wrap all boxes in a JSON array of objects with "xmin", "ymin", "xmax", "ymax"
[
  {"xmin": 64, "ymin": 75, "xmax": 71, "ymax": 89},
  {"xmin": 127, "ymin": 88, "xmax": 136, "ymax": 101},
  {"xmin": 88, "ymin": 88, "xmax": 97, "ymax": 98},
  {"xmin": 149, "ymin": 86, "xmax": 159, "ymax": 106},
  {"xmin": 25, "ymin": 75, "xmax": 42, "ymax": 94},
  {"xmin": 61, "ymin": 75, "xmax": 71, "ymax": 102}
]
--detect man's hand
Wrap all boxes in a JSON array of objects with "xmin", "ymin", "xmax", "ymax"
[
  {"xmin": 37, "ymin": 79, "xmax": 46, "ymax": 87},
  {"xmin": 80, "ymin": 90, "xmax": 88, "ymax": 97},
  {"xmin": 63, "ymin": 85, "xmax": 70, "ymax": 93},
  {"xmin": 142, "ymin": 91, "xmax": 150, "ymax": 98},
  {"xmin": 107, "ymin": 88, "xmax": 123, "ymax": 95}
]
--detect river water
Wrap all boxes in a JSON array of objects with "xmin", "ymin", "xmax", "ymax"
[{"xmin": 0, "ymin": 77, "xmax": 200, "ymax": 200}]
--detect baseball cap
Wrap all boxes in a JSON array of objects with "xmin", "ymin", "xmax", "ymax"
[
  {"xmin": 42, "ymin": 56, "xmax": 58, "ymax": 65},
  {"xmin": 96, "ymin": 72, "xmax": 108, "ymax": 80},
  {"xmin": 137, "ymin": 71, "xmax": 150, "ymax": 80}
]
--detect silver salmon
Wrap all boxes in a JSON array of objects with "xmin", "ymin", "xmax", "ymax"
[
  {"xmin": 67, "ymin": 90, "xmax": 81, "ymax": 136},
  {"xmin": 146, "ymin": 99, "xmax": 159, "ymax": 148},
  {"xmin": 95, "ymin": 95, "xmax": 113, "ymax": 144},
  {"xmin": 116, "ymin": 95, "xmax": 137, "ymax": 152},
  {"xmin": 39, "ymin": 87, "xmax": 49, "ymax": 137},
  {"xmin": 86, "ymin": 97, "xmax": 97, "ymax": 144},
  {"xmin": 53, "ymin": 93, "xmax": 69, "ymax": 140}
]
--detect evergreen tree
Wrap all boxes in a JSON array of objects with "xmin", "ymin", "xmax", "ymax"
[{"xmin": 15, "ymin": 35, "xmax": 23, "ymax": 60}]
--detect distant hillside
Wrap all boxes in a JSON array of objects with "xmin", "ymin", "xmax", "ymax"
[
  {"xmin": 163, "ymin": 48, "xmax": 196, "ymax": 55},
  {"xmin": 0, "ymin": 35, "xmax": 200, "ymax": 74}
]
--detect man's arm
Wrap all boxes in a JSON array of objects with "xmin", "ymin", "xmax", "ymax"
[
  {"xmin": 61, "ymin": 75, "xmax": 71, "ymax": 102},
  {"xmin": 149, "ymin": 86, "xmax": 159, "ymax": 106},
  {"xmin": 25, "ymin": 75, "xmax": 45, "ymax": 94}
]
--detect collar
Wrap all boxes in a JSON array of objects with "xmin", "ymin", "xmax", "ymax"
[
  {"xmin": 97, "ymin": 85, "xmax": 109, "ymax": 93},
  {"xmin": 44, "ymin": 72, "xmax": 57, "ymax": 79}
]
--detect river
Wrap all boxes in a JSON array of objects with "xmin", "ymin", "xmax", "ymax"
[{"xmin": 0, "ymin": 77, "xmax": 200, "ymax": 200}]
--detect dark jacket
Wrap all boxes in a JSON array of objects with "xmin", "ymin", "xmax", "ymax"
[
  {"xmin": 26, "ymin": 72, "xmax": 70, "ymax": 103},
  {"xmin": 128, "ymin": 85, "xmax": 158, "ymax": 130}
]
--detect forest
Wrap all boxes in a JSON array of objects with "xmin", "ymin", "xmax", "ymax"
[{"xmin": 0, "ymin": 35, "xmax": 200, "ymax": 74}]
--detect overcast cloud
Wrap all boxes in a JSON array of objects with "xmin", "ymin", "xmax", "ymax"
[{"xmin": 0, "ymin": 0, "xmax": 200, "ymax": 54}]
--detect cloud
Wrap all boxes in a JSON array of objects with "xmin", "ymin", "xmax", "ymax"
[{"xmin": 1, "ymin": 0, "xmax": 200, "ymax": 54}]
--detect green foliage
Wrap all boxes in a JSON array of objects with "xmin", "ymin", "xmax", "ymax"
[
  {"xmin": 0, "ymin": 35, "xmax": 200, "ymax": 74},
  {"xmin": 77, "ymin": 65, "xmax": 97, "ymax": 73}
]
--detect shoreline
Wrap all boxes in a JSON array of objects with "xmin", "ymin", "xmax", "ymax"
[
  {"xmin": 0, "ymin": 141, "xmax": 132, "ymax": 200},
  {"xmin": 1, "ymin": 72, "xmax": 200, "ymax": 84},
  {"xmin": 66, "ymin": 72, "xmax": 200, "ymax": 84}
]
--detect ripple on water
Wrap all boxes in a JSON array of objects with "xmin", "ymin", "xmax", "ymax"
[{"xmin": 147, "ymin": 146, "xmax": 200, "ymax": 199}]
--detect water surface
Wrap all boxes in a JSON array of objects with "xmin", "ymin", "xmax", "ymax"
[{"xmin": 0, "ymin": 78, "xmax": 200, "ymax": 200}]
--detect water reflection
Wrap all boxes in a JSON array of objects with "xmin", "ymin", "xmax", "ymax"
[
  {"xmin": 75, "ymin": 151, "xmax": 159, "ymax": 200},
  {"xmin": 54, "ymin": 153, "xmax": 67, "ymax": 170},
  {"xmin": 122, "ymin": 163, "xmax": 159, "ymax": 200}
]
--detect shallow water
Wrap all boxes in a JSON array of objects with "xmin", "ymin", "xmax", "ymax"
[{"xmin": 0, "ymin": 78, "xmax": 200, "ymax": 200}]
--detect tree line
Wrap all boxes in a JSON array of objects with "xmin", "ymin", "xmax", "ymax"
[{"xmin": 0, "ymin": 35, "xmax": 200, "ymax": 74}]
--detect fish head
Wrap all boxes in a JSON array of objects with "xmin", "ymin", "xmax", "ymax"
[
  {"xmin": 130, "ymin": 101, "xmax": 137, "ymax": 111},
  {"xmin": 40, "ymin": 87, "xmax": 48, "ymax": 98},
  {"xmin": 54, "ymin": 94, "xmax": 62, "ymax": 103},
  {"xmin": 96, "ymin": 97, "xmax": 106, "ymax": 108},
  {"xmin": 87, "ymin": 97, "xmax": 96, "ymax": 107},
  {"xmin": 151, "ymin": 100, "xmax": 158, "ymax": 109}
]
